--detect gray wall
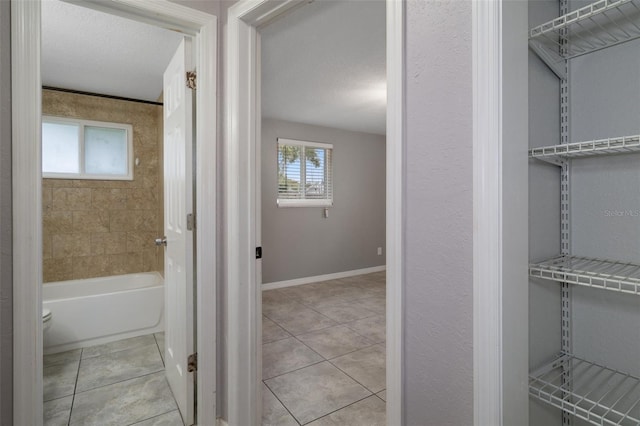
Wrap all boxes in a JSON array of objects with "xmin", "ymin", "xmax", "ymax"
[
  {"xmin": 404, "ymin": 1, "xmax": 474, "ymax": 424},
  {"xmin": 569, "ymin": 38, "xmax": 640, "ymax": 426},
  {"xmin": 528, "ymin": 0, "xmax": 564, "ymax": 424},
  {"xmin": 261, "ymin": 118, "xmax": 385, "ymax": 283},
  {"xmin": 0, "ymin": 0, "xmax": 12, "ymax": 423}
]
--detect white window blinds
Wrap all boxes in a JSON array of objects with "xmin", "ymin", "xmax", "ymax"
[{"xmin": 277, "ymin": 138, "xmax": 333, "ymax": 207}]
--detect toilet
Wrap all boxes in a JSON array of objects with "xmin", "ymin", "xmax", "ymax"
[{"xmin": 43, "ymin": 308, "xmax": 52, "ymax": 333}]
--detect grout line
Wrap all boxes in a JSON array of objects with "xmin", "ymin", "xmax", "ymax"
[
  {"xmin": 153, "ymin": 333, "xmax": 166, "ymax": 368},
  {"xmin": 72, "ymin": 369, "xmax": 165, "ymax": 396},
  {"xmin": 262, "ymin": 359, "xmax": 326, "ymax": 382},
  {"xmin": 299, "ymin": 393, "xmax": 376, "ymax": 425},
  {"xmin": 126, "ymin": 409, "xmax": 181, "ymax": 426},
  {"xmin": 263, "ymin": 380, "xmax": 302, "ymax": 426},
  {"xmin": 327, "ymin": 355, "xmax": 383, "ymax": 396},
  {"xmin": 67, "ymin": 347, "xmax": 83, "ymax": 426}
]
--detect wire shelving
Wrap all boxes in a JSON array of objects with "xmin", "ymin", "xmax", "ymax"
[
  {"xmin": 530, "ymin": 255, "xmax": 640, "ymax": 295},
  {"xmin": 529, "ymin": 135, "xmax": 640, "ymax": 165},
  {"xmin": 530, "ymin": 353, "xmax": 640, "ymax": 426}
]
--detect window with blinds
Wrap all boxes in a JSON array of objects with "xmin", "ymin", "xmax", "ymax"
[{"xmin": 277, "ymin": 138, "xmax": 333, "ymax": 207}]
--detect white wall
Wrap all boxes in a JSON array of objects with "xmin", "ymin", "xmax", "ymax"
[
  {"xmin": 261, "ymin": 118, "xmax": 386, "ymax": 284},
  {"xmin": 404, "ymin": 1, "xmax": 474, "ymax": 423}
]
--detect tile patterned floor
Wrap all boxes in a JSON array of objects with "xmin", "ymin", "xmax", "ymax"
[
  {"xmin": 44, "ymin": 332, "xmax": 183, "ymax": 426},
  {"xmin": 262, "ymin": 271, "xmax": 387, "ymax": 426}
]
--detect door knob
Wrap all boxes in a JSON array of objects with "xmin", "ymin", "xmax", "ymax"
[{"xmin": 155, "ymin": 237, "xmax": 167, "ymax": 247}]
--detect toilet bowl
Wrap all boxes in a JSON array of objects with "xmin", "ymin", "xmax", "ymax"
[{"xmin": 43, "ymin": 308, "xmax": 52, "ymax": 333}]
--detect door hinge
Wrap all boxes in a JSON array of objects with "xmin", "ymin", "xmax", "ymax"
[
  {"xmin": 256, "ymin": 247, "xmax": 262, "ymax": 259},
  {"xmin": 187, "ymin": 352, "xmax": 197, "ymax": 372},
  {"xmin": 186, "ymin": 71, "xmax": 196, "ymax": 90},
  {"xmin": 187, "ymin": 213, "xmax": 195, "ymax": 231}
]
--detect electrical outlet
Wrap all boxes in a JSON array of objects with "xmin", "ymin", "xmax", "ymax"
[{"xmin": 377, "ymin": 247, "xmax": 382, "ymax": 256}]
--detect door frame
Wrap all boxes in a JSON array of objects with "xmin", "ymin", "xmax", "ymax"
[
  {"xmin": 11, "ymin": 1, "xmax": 217, "ymax": 424},
  {"xmin": 225, "ymin": 0, "xmax": 404, "ymax": 424}
]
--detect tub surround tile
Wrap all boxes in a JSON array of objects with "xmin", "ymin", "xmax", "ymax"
[
  {"xmin": 110, "ymin": 252, "xmax": 144, "ymax": 275},
  {"xmin": 43, "ymin": 211, "xmax": 74, "ymax": 234},
  {"xmin": 44, "ymin": 349, "xmax": 82, "ymax": 368},
  {"xmin": 262, "ymin": 316, "xmax": 292, "ymax": 344},
  {"xmin": 91, "ymin": 188, "xmax": 128, "ymax": 210},
  {"xmin": 128, "ymin": 188, "xmax": 159, "ymax": 210},
  {"xmin": 43, "ymin": 187, "xmax": 53, "ymax": 213},
  {"xmin": 296, "ymin": 325, "xmax": 373, "ymax": 360},
  {"xmin": 76, "ymin": 343, "xmax": 164, "ymax": 392},
  {"xmin": 142, "ymin": 248, "xmax": 161, "ymax": 272},
  {"xmin": 331, "ymin": 345, "xmax": 386, "ymax": 393},
  {"xmin": 127, "ymin": 231, "xmax": 157, "ymax": 253},
  {"xmin": 265, "ymin": 361, "xmax": 371, "ymax": 425},
  {"xmin": 72, "ymin": 211, "xmax": 110, "ymax": 233},
  {"xmin": 262, "ymin": 383, "xmax": 298, "ymax": 426},
  {"xmin": 72, "ymin": 255, "xmax": 111, "ymax": 279},
  {"xmin": 52, "ymin": 233, "xmax": 92, "ymax": 258},
  {"xmin": 43, "ymin": 395, "xmax": 73, "ymax": 426},
  {"xmin": 130, "ymin": 410, "xmax": 184, "ymax": 426},
  {"xmin": 90, "ymin": 232, "xmax": 127, "ymax": 255},
  {"xmin": 345, "ymin": 315, "xmax": 386, "ymax": 344},
  {"xmin": 43, "ymin": 258, "xmax": 74, "ymax": 282},
  {"xmin": 262, "ymin": 337, "xmax": 323, "ymax": 380},
  {"xmin": 70, "ymin": 371, "xmax": 177, "ymax": 426},
  {"xmin": 82, "ymin": 334, "xmax": 157, "ymax": 359},
  {"xmin": 306, "ymin": 395, "xmax": 386, "ymax": 426},
  {"xmin": 53, "ymin": 187, "xmax": 92, "ymax": 211},
  {"xmin": 43, "ymin": 234, "xmax": 53, "ymax": 260},
  {"xmin": 44, "ymin": 360, "xmax": 79, "ymax": 401}
]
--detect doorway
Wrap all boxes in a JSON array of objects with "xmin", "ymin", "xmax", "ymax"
[
  {"xmin": 258, "ymin": 2, "xmax": 387, "ymax": 424},
  {"xmin": 225, "ymin": 0, "xmax": 404, "ymax": 425},
  {"xmin": 11, "ymin": 1, "xmax": 217, "ymax": 425}
]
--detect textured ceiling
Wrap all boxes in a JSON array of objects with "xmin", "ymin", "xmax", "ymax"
[
  {"xmin": 261, "ymin": 0, "xmax": 386, "ymax": 135},
  {"xmin": 42, "ymin": 0, "xmax": 184, "ymax": 102}
]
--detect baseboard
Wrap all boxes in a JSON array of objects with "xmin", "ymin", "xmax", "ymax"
[
  {"xmin": 216, "ymin": 418, "xmax": 228, "ymax": 426},
  {"xmin": 262, "ymin": 265, "xmax": 386, "ymax": 290}
]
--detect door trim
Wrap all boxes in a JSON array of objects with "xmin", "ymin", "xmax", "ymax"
[
  {"xmin": 225, "ymin": 0, "xmax": 404, "ymax": 424},
  {"xmin": 10, "ymin": 1, "xmax": 217, "ymax": 424}
]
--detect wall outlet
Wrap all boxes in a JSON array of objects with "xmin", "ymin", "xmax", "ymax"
[{"xmin": 377, "ymin": 247, "xmax": 382, "ymax": 256}]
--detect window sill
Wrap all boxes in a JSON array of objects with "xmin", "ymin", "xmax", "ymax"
[{"xmin": 277, "ymin": 199, "xmax": 333, "ymax": 208}]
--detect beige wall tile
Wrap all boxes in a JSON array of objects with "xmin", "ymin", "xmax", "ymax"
[
  {"xmin": 127, "ymin": 189, "xmax": 158, "ymax": 210},
  {"xmin": 42, "ymin": 89, "xmax": 164, "ymax": 281},
  {"xmin": 73, "ymin": 255, "xmax": 111, "ymax": 279},
  {"xmin": 43, "ymin": 258, "xmax": 74, "ymax": 283},
  {"xmin": 91, "ymin": 188, "xmax": 128, "ymax": 210},
  {"xmin": 73, "ymin": 211, "xmax": 109, "ymax": 233},
  {"xmin": 52, "ymin": 187, "xmax": 92, "ymax": 211},
  {"xmin": 52, "ymin": 233, "xmax": 91, "ymax": 258},
  {"xmin": 91, "ymin": 232, "xmax": 127, "ymax": 255},
  {"xmin": 43, "ymin": 211, "xmax": 73, "ymax": 234},
  {"xmin": 110, "ymin": 252, "xmax": 143, "ymax": 275},
  {"xmin": 126, "ymin": 232, "xmax": 157, "ymax": 253}
]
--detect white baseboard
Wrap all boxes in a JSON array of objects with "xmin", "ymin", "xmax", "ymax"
[
  {"xmin": 262, "ymin": 265, "xmax": 386, "ymax": 290},
  {"xmin": 216, "ymin": 418, "xmax": 228, "ymax": 426}
]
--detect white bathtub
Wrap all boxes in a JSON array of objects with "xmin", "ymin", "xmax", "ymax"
[{"xmin": 43, "ymin": 272, "xmax": 164, "ymax": 354}]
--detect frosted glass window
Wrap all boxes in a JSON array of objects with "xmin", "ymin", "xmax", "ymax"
[
  {"xmin": 42, "ymin": 122, "xmax": 80, "ymax": 174},
  {"xmin": 84, "ymin": 126, "xmax": 128, "ymax": 175},
  {"xmin": 42, "ymin": 116, "xmax": 132, "ymax": 180}
]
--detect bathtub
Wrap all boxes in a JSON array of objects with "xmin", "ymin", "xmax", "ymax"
[{"xmin": 43, "ymin": 272, "xmax": 164, "ymax": 354}]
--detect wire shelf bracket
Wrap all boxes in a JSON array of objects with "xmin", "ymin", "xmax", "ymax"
[
  {"xmin": 529, "ymin": 0, "xmax": 640, "ymax": 77},
  {"xmin": 530, "ymin": 353, "xmax": 640, "ymax": 426}
]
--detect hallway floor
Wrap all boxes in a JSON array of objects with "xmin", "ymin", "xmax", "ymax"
[
  {"xmin": 43, "ymin": 332, "xmax": 183, "ymax": 426},
  {"xmin": 262, "ymin": 271, "xmax": 386, "ymax": 426}
]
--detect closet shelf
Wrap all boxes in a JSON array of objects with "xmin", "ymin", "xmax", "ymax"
[
  {"xmin": 529, "ymin": 0, "xmax": 640, "ymax": 78},
  {"xmin": 529, "ymin": 135, "xmax": 640, "ymax": 165},
  {"xmin": 529, "ymin": 255, "xmax": 640, "ymax": 295},
  {"xmin": 530, "ymin": 353, "xmax": 640, "ymax": 426}
]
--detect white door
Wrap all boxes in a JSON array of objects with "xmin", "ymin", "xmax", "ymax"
[{"xmin": 163, "ymin": 38, "xmax": 195, "ymax": 425}]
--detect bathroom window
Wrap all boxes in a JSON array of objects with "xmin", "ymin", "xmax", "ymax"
[
  {"xmin": 277, "ymin": 138, "xmax": 333, "ymax": 207},
  {"xmin": 42, "ymin": 116, "xmax": 133, "ymax": 180}
]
